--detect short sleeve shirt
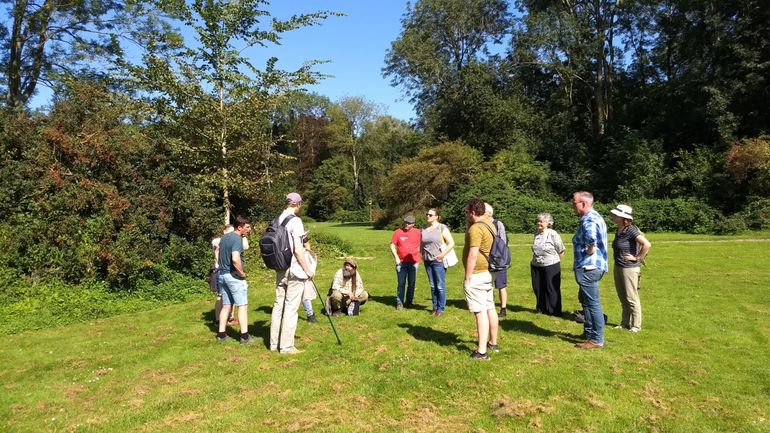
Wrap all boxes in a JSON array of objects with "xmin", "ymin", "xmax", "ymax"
[
  {"xmin": 463, "ymin": 217, "xmax": 496, "ymax": 273},
  {"xmin": 279, "ymin": 209, "xmax": 306, "ymax": 277},
  {"xmin": 218, "ymin": 232, "xmax": 244, "ymax": 274},
  {"xmin": 390, "ymin": 228, "xmax": 421, "ymax": 263},
  {"xmin": 612, "ymin": 225, "xmax": 642, "ymax": 268}
]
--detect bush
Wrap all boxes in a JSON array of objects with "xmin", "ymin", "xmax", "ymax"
[
  {"xmin": 308, "ymin": 231, "xmax": 352, "ymax": 257},
  {"xmin": 330, "ymin": 209, "xmax": 371, "ymax": 223},
  {"xmin": 741, "ymin": 198, "xmax": 770, "ymax": 230}
]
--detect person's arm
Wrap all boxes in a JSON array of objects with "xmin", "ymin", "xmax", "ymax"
[
  {"xmin": 581, "ymin": 220, "xmax": 597, "ymax": 255},
  {"xmin": 464, "ymin": 247, "xmax": 479, "ymax": 285},
  {"xmin": 331, "ymin": 270, "xmax": 344, "ymax": 293},
  {"xmin": 231, "ymin": 251, "xmax": 246, "ymax": 278},
  {"xmin": 625, "ymin": 234, "xmax": 651, "ymax": 263},
  {"xmin": 390, "ymin": 242, "xmax": 401, "ymax": 264},
  {"xmin": 354, "ymin": 274, "xmax": 364, "ymax": 298},
  {"xmin": 554, "ymin": 231, "xmax": 565, "ymax": 258},
  {"xmin": 437, "ymin": 226, "xmax": 455, "ymax": 260},
  {"xmin": 293, "ymin": 237, "xmax": 314, "ymax": 279}
]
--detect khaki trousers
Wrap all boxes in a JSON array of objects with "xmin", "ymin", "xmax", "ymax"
[
  {"xmin": 614, "ymin": 266, "xmax": 642, "ymax": 329},
  {"xmin": 269, "ymin": 270, "xmax": 306, "ymax": 351}
]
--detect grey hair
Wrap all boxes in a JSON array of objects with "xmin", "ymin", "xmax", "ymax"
[
  {"xmin": 537, "ymin": 213, "xmax": 554, "ymax": 228},
  {"xmin": 484, "ymin": 203, "xmax": 493, "ymax": 216}
]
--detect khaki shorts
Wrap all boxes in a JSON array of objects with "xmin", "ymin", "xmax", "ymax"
[{"xmin": 464, "ymin": 271, "xmax": 495, "ymax": 313}]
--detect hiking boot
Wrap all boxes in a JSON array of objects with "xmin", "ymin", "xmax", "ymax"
[
  {"xmin": 216, "ymin": 335, "xmax": 231, "ymax": 343},
  {"xmin": 487, "ymin": 343, "xmax": 500, "ymax": 353},
  {"xmin": 498, "ymin": 308, "xmax": 507, "ymax": 318},
  {"xmin": 307, "ymin": 314, "xmax": 318, "ymax": 324},
  {"xmin": 470, "ymin": 351, "xmax": 490, "ymax": 360},
  {"xmin": 331, "ymin": 310, "xmax": 341, "ymax": 317},
  {"xmin": 434, "ymin": 311, "xmax": 444, "ymax": 317}
]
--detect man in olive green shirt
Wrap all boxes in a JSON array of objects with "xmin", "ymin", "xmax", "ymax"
[{"xmin": 462, "ymin": 198, "xmax": 500, "ymax": 360}]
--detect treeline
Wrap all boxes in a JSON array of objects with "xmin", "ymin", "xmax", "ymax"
[{"xmin": 1, "ymin": 0, "xmax": 770, "ymax": 295}]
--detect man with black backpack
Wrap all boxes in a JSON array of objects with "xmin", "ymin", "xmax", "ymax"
[
  {"xmin": 462, "ymin": 198, "xmax": 500, "ymax": 361},
  {"xmin": 485, "ymin": 203, "xmax": 510, "ymax": 318},
  {"xmin": 268, "ymin": 192, "xmax": 315, "ymax": 355}
]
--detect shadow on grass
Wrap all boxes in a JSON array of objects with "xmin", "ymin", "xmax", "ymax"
[
  {"xmin": 200, "ymin": 309, "xmax": 271, "ymax": 348},
  {"xmin": 397, "ymin": 324, "xmax": 467, "ymax": 350},
  {"xmin": 499, "ymin": 319, "xmax": 556, "ymax": 338},
  {"xmin": 367, "ymin": 294, "xmax": 430, "ymax": 311}
]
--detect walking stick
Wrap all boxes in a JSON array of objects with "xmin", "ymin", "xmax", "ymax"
[{"xmin": 310, "ymin": 278, "xmax": 342, "ymax": 345}]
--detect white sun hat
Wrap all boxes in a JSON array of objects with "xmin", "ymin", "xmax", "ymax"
[{"xmin": 610, "ymin": 204, "xmax": 634, "ymax": 220}]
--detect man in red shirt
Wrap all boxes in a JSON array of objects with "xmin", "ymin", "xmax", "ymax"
[{"xmin": 389, "ymin": 215, "xmax": 421, "ymax": 310}]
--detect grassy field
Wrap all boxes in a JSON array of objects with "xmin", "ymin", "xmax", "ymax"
[{"xmin": 2, "ymin": 223, "xmax": 769, "ymax": 433}]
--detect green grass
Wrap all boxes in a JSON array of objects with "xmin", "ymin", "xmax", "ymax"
[{"xmin": 2, "ymin": 222, "xmax": 769, "ymax": 432}]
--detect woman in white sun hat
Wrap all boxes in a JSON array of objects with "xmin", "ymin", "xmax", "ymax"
[{"xmin": 609, "ymin": 204, "xmax": 651, "ymax": 333}]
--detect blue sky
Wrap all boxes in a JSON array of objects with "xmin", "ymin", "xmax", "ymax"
[{"xmin": 257, "ymin": 1, "xmax": 415, "ymax": 121}]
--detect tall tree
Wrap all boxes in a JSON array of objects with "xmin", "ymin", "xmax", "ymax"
[
  {"xmin": 133, "ymin": 0, "xmax": 337, "ymax": 223},
  {"xmin": 325, "ymin": 96, "xmax": 382, "ymax": 206},
  {"xmin": 383, "ymin": 0, "xmax": 512, "ymax": 119},
  {"xmin": 0, "ymin": 0, "xmax": 170, "ymax": 109}
]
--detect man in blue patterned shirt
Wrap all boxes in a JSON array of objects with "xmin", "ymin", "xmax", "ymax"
[{"xmin": 571, "ymin": 191, "xmax": 608, "ymax": 349}]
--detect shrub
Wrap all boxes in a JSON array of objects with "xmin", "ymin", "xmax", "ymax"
[
  {"xmin": 741, "ymin": 198, "xmax": 770, "ymax": 230},
  {"xmin": 308, "ymin": 231, "xmax": 352, "ymax": 257},
  {"xmin": 330, "ymin": 209, "xmax": 371, "ymax": 223}
]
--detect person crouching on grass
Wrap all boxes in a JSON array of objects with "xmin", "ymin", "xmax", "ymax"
[
  {"xmin": 328, "ymin": 258, "xmax": 369, "ymax": 316},
  {"xmin": 462, "ymin": 198, "xmax": 500, "ymax": 360}
]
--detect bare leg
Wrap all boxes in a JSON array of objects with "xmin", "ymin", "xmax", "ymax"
[
  {"xmin": 238, "ymin": 304, "xmax": 248, "ymax": 334},
  {"xmin": 475, "ymin": 311, "xmax": 489, "ymax": 354},
  {"xmin": 487, "ymin": 309, "xmax": 499, "ymax": 345},
  {"xmin": 218, "ymin": 305, "xmax": 232, "ymax": 333},
  {"xmin": 498, "ymin": 288, "xmax": 507, "ymax": 310}
]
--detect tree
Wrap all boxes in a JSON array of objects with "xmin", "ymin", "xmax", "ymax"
[
  {"xmin": 380, "ymin": 141, "xmax": 483, "ymax": 216},
  {"xmin": 325, "ymin": 96, "xmax": 382, "ymax": 206},
  {"xmin": 383, "ymin": 0, "xmax": 512, "ymax": 119},
  {"xmin": 0, "ymin": 0, "xmax": 170, "ymax": 109},
  {"xmin": 132, "ymin": 0, "xmax": 337, "ymax": 223}
]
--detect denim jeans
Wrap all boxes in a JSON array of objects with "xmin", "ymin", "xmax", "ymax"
[
  {"xmin": 396, "ymin": 262, "xmax": 418, "ymax": 306},
  {"xmin": 575, "ymin": 267, "xmax": 605, "ymax": 345},
  {"xmin": 424, "ymin": 260, "xmax": 446, "ymax": 313}
]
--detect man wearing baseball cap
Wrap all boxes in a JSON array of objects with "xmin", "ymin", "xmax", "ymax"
[
  {"xmin": 269, "ymin": 192, "xmax": 315, "ymax": 354},
  {"xmin": 389, "ymin": 214, "xmax": 421, "ymax": 310}
]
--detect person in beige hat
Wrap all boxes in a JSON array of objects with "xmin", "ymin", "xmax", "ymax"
[
  {"xmin": 609, "ymin": 204, "xmax": 651, "ymax": 333},
  {"xmin": 328, "ymin": 258, "xmax": 369, "ymax": 316}
]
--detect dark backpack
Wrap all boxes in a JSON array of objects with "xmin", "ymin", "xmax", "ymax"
[
  {"xmin": 259, "ymin": 214, "xmax": 295, "ymax": 270},
  {"xmin": 478, "ymin": 220, "xmax": 511, "ymax": 273}
]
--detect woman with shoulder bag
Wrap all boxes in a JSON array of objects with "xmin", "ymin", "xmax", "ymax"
[{"xmin": 421, "ymin": 208, "xmax": 456, "ymax": 317}]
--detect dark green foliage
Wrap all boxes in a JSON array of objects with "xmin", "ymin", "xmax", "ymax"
[
  {"xmin": 0, "ymin": 85, "xmax": 218, "ymax": 288},
  {"xmin": 307, "ymin": 231, "xmax": 352, "ymax": 257},
  {"xmin": 741, "ymin": 198, "xmax": 770, "ymax": 231}
]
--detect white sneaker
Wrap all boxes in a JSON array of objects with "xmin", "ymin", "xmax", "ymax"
[
  {"xmin": 629, "ymin": 327, "xmax": 641, "ymax": 333},
  {"xmin": 279, "ymin": 347, "xmax": 302, "ymax": 355}
]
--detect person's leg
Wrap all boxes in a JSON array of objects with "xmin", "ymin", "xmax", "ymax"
[
  {"xmin": 278, "ymin": 276, "xmax": 305, "ymax": 351},
  {"xmin": 545, "ymin": 263, "xmax": 562, "ymax": 316},
  {"xmin": 396, "ymin": 264, "xmax": 407, "ymax": 307},
  {"xmin": 614, "ymin": 266, "xmax": 630, "ymax": 328},
  {"xmin": 424, "ymin": 261, "xmax": 438, "ymax": 312},
  {"xmin": 217, "ymin": 274, "xmax": 234, "ymax": 334},
  {"xmin": 405, "ymin": 263, "xmax": 417, "ymax": 306},
  {"xmin": 269, "ymin": 270, "xmax": 288, "ymax": 350},
  {"xmin": 330, "ymin": 290, "xmax": 344, "ymax": 311},
  {"xmin": 498, "ymin": 287, "xmax": 507, "ymax": 311},
  {"xmin": 302, "ymin": 298, "xmax": 314, "ymax": 317},
  {"xmin": 623, "ymin": 267, "xmax": 642, "ymax": 330},
  {"xmin": 215, "ymin": 295, "xmax": 222, "ymax": 324},
  {"xmin": 541, "ymin": 263, "xmax": 555, "ymax": 315},
  {"xmin": 531, "ymin": 265, "xmax": 542, "ymax": 312},
  {"xmin": 576, "ymin": 268, "xmax": 605, "ymax": 345},
  {"xmin": 435, "ymin": 263, "xmax": 447, "ymax": 314},
  {"xmin": 358, "ymin": 290, "xmax": 369, "ymax": 305},
  {"xmin": 475, "ymin": 310, "xmax": 489, "ymax": 353},
  {"xmin": 486, "ymin": 287, "xmax": 499, "ymax": 346}
]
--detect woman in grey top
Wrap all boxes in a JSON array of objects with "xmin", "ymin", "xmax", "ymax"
[
  {"xmin": 420, "ymin": 208, "xmax": 455, "ymax": 316},
  {"xmin": 530, "ymin": 213, "xmax": 565, "ymax": 316}
]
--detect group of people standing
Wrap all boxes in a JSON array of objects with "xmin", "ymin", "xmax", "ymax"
[
  {"xmin": 390, "ymin": 192, "xmax": 651, "ymax": 359},
  {"xmin": 210, "ymin": 190, "xmax": 651, "ymax": 359}
]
